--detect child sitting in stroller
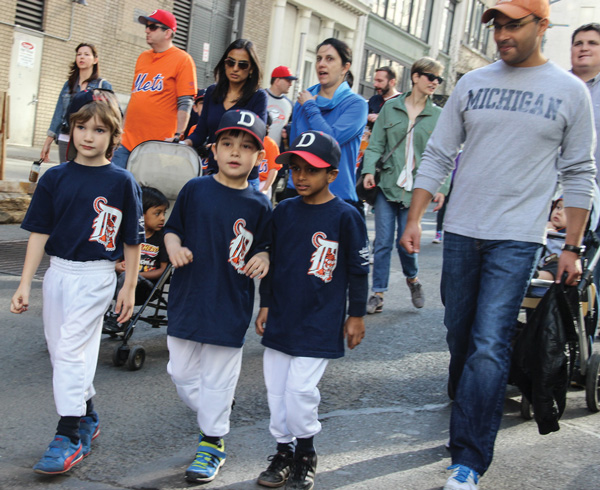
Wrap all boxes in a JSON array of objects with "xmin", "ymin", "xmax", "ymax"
[
  {"xmin": 535, "ymin": 198, "xmax": 566, "ymax": 281},
  {"xmin": 104, "ymin": 186, "xmax": 169, "ymax": 333}
]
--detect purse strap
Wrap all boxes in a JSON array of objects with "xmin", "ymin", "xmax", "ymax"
[{"xmin": 376, "ymin": 118, "xmax": 422, "ymax": 171}]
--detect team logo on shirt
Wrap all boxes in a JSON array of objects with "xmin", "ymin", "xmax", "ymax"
[
  {"xmin": 89, "ymin": 197, "xmax": 122, "ymax": 251},
  {"xmin": 133, "ymin": 73, "xmax": 164, "ymax": 93},
  {"xmin": 229, "ymin": 218, "xmax": 254, "ymax": 274},
  {"xmin": 308, "ymin": 232, "xmax": 338, "ymax": 283},
  {"xmin": 259, "ymin": 159, "xmax": 268, "ymax": 174}
]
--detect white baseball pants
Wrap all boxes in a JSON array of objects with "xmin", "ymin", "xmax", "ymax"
[
  {"xmin": 43, "ymin": 257, "xmax": 115, "ymax": 417},
  {"xmin": 167, "ymin": 336, "xmax": 243, "ymax": 437},
  {"xmin": 263, "ymin": 347, "xmax": 328, "ymax": 443}
]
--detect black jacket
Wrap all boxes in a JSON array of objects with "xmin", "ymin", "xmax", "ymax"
[{"xmin": 510, "ymin": 283, "xmax": 578, "ymax": 435}]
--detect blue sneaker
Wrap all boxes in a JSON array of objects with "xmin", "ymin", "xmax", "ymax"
[
  {"xmin": 33, "ymin": 435, "xmax": 83, "ymax": 474},
  {"xmin": 185, "ymin": 435, "xmax": 226, "ymax": 483},
  {"xmin": 79, "ymin": 412, "xmax": 100, "ymax": 457},
  {"xmin": 444, "ymin": 464, "xmax": 479, "ymax": 490}
]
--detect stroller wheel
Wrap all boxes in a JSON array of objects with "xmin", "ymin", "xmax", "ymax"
[
  {"xmin": 520, "ymin": 396, "xmax": 533, "ymax": 420},
  {"xmin": 585, "ymin": 352, "xmax": 600, "ymax": 412},
  {"xmin": 127, "ymin": 346, "xmax": 146, "ymax": 371},
  {"xmin": 113, "ymin": 345, "xmax": 129, "ymax": 367}
]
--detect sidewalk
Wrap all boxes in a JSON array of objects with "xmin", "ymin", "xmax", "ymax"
[{"xmin": 0, "ymin": 144, "xmax": 60, "ymax": 224}]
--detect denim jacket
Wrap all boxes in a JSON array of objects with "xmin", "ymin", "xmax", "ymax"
[
  {"xmin": 362, "ymin": 92, "xmax": 447, "ymax": 206},
  {"xmin": 47, "ymin": 78, "xmax": 112, "ymax": 138}
]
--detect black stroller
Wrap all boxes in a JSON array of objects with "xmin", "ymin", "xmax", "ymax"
[
  {"xmin": 512, "ymin": 229, "xmax": 600, "ymax": 426},
  {"xmin": 107, "ymin": 140, "xmax": 201, "ymax": 370}
]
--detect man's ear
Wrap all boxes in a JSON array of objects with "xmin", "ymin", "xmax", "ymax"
[
  {"xmin": 537, "ymin": 18, "xmax": 550, "ymax": 36},
  {"xmin": 255, "ymin": 149, "xmax": 266, "ymax": 167},
  {"xmin": 327, "ymin": 169, "xmax": 339, "ymax": 183}
]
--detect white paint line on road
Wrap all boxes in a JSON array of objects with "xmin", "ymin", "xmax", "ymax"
[
  {"xmin": 320, "ymin": 402, "xmax": 449, "ymax": 420},
  {"xmin": 560, "ymin": 420, "xmax": 600, "ymax": 439}
]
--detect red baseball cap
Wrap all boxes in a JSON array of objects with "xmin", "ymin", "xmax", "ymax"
[
  {"xmin": 138, "ymin": 9, "xmax": 177, "ymax": 32},
  {"xmin": 271, "ymin": 66, "xmax": 298, "ymax": 80},
  {"xmin": 276, "ymin": 131, "xmax": 340, "ymax": 169},
  {"xmin": 481, "ymin": 0, "xmax": 550, "ymax": 23}
]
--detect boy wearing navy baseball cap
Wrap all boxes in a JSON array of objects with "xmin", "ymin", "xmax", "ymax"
[
  {"xmin": 255, "ymin": 131, "xmax": 369, "ymax": 489},
  {"xmin": 164, "ymin": 110, "xmax": 272, "ymax": 484}
]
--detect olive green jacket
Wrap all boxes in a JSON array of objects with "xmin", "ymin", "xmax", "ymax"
[{"xmin": 362, "ymin": 92, "xmax": 449, "ymax": 205}]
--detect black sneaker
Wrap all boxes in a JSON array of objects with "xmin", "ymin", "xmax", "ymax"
[
  {"xmin": 257, "ymin": 450, "xmax": 294, "ymax": 487},
  {"xmin": 285, "ymin": 452, "xmax": 317, "ymax": 490},
  {"xmin": 102, "ymin": 312, "xmax": 122, "ymax": 334}
]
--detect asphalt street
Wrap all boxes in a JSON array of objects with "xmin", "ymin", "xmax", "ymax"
[{"xmin": 1, "ymin": 147, "xmax": 599, "ymax": 489}]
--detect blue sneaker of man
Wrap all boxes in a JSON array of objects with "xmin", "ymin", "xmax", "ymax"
[
  {"xmin": 185, "ymin": 435, "xmax": 226, "ymax": 483},
  {"xmin": 79, "ymin": 412, "xmax": 100, "ymax": 457},
  {"xmin": 444, "ymin": 464, "xmax": 479, "ymax": 490},
  {"xmin": 33, "ymin": 435, "xmax": 84, "ymax": 474}
]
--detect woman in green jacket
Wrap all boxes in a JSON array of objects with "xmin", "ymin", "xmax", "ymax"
[{"xmin": 362, "ymin": 57, "xmax": 447, "ymax": 313}]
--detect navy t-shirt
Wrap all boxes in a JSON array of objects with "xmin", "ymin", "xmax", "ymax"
[
  {"xmin": 261, "ymin": 197, "xmax": 369, "ymax": 359},
  {"xmin": 165, "ymin": 176, "xmax": 272, "ymax": 347},
  {"xmin": 22, "ymin": 161, "xmax": 144, "ymax": 261}
]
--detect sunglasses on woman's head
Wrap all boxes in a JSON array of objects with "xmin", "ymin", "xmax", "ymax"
[
  {"xmin": 224, "ymin": 58, "xmax": 250, "ymax": 70},
  {"xmin": 421, "ymin": 72, "xmax": 444, "ymax": 84}
]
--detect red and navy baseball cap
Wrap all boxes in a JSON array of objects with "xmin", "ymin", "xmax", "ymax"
[
  {"xmin": 215, "ymin": 110, "xmax": 266, "ymax": 150},
  {"xmin": 276, "ymin": 131, "xmax": 341, "ymax": 169},
  {"xmin": 271, "ymin": 66, "xmax": 298, "ymax": 81},
  {"xmin": 138, "ymin": 9, "xmax": 177, "ymax": 32}
]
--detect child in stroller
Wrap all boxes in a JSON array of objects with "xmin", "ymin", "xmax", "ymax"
[
  {"xmin": 534, "ymin": 197, "xmax": 566, "ymax": 282},
  {"xmin": 104, "ymin": 186, "xmax": 169, "ymax": 334}
]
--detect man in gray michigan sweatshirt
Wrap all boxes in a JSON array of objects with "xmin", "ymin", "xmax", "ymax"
[{"xmin": 400, "ymin": 1, "xmax": 596, "ymax": 489}]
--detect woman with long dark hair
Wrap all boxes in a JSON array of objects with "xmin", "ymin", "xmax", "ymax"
[
  {"xmin": 41, "ymin": 43, "xmax": 112, "ymax": 163},
  {"xmin": 285, "ymin": 38, "xmax": 367, "ymax": 210},
  {"xmin": 185, "ymin": 39, "xmax": 267, "ymax": 182}
]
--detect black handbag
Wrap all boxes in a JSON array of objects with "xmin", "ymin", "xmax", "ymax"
[{"xmin": 356, "ymin": 119, "xmax": 421, "ymax": 206}]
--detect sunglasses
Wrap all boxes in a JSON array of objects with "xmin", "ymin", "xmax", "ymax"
[
  {"xmin": 224, "ymin": 58, "xmax": 251, "ymax": 70},
  {"xmin": 146, "ymin": 23, "xmax": 167, "ymax": 31},
  {"xmin": 420, "ymin": 72, "xmax": 444, "ymax": 84},
  {"xmin": 486, "ymin": 15, "xmax": 538, "ymax": 33}
]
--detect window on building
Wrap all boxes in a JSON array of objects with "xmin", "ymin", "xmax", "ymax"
[
  {"xmin": 15, "ymin": 0, "xmax": 45, "ymax": 31},
  {"xmin": 464, "ymin": 0, "xmax": 493, "ymax": 56},
  {"xmin": 371, "ymin": 0, "xmax": 434, "ymax": 42},
  {"xmin": 358, "ymin": 48, "xmax": 409, "ymax": 99},
  {"xmin": 173, "ymin": 0, "xmax": 192, "ymax": 50},
  {"xmin": 439, "ymin": 0, "xmax": 456, "ymax": 53}
]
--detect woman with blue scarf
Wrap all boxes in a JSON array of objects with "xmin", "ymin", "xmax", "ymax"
[{"xmin": 285, "ymin": 38, "xmax": 367, "ymax": 213}]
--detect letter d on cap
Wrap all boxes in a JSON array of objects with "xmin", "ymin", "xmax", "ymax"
[
  {"xmin": 296, "ymin": 132, "xmax": 316, "ymax": 148},
  {"xmin": 237, "ymin": 111, "xmax": 255, "ymax": 127}
]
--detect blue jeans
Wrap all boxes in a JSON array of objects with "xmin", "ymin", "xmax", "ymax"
[
  {"xmin": 372, "ymin": 191, "xmax": 418, "ymax": 292},
  {"xmin": 441, "ymin": 232, "xmax": 541, "ymax": 475},
  {"xmin": 111, "ymin": 145, "xmax": 131, "ymax": 169}
]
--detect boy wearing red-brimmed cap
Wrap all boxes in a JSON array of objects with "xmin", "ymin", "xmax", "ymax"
[
  {"xmin": 255, "ymin": 130, "xmax": 369, "ymax": 489},
  {"xmin": 164, "ymin": 109, "xmax": 272, "ymax": 484}
]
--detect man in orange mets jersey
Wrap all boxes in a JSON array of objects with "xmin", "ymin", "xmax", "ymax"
[{"xmin": 112, "ymin": 9, "xmax": 197, "ymax": 168}]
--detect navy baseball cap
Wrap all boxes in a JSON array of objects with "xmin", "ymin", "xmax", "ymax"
[
  {"xmin": 276, "ymin": 130, "xmax": 341, "ymax": 169},
  {"xmin": 215, "ymin": 110, "xmax": 266, "ymax": 150}
]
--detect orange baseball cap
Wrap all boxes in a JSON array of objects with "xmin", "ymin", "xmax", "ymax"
[{"xmin": 481, "ymin": 0, "xmax": 550, "ymax": 23}]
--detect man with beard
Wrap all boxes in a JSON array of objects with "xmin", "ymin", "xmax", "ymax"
[
  {"xmin": 401, "ymin": 0, "xmax": 596, "ymax": 488},
  {"xmin": 367, "ymin": 66, "xmax": 400, "ymax": 127}
]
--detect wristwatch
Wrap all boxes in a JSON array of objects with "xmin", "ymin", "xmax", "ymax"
[{"xmin": 561, "ymin": 244, "xmax": 583, "ymax": 256}]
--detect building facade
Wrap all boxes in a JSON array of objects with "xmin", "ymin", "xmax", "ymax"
[{"xmin": 1, "ymin": 0, "xmax": 502, "ymax": 149}]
